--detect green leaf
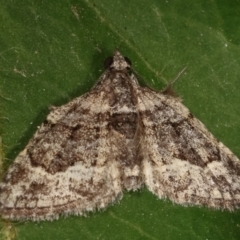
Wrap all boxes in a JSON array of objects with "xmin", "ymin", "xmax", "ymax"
[{"xmin": 1, "ymin": 0, "xmax": 240, "ymax": 239}]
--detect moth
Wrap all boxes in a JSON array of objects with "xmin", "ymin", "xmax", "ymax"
[{"xmin": 0, "ymin": 50, "xmax": 239, "ymax": 221}]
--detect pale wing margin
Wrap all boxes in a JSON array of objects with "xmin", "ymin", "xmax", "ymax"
[
  {"xmin": 138, "ymin": 88, "xmax": 240, "ymax": 210},
  {"xmin": 0, "ymin": 90, "xmax": 123, "ymax": 221}
]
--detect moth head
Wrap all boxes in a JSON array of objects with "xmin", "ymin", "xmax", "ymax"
[{"xmin": 104, "ymin": 50, "xmax": 132, "ymax": 71}]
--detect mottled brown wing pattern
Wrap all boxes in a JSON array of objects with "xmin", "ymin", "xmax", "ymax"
[
  {"xmin": 1, "ymin": 50, "xmax": 240, "ymax": 221},
  {"xmin": 138, "ymin": 87, "xmax": 240, "ymax": 210},
  {"xmin": 0, "ymin": 78, "xmax": 126, "ymax": 221}
]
